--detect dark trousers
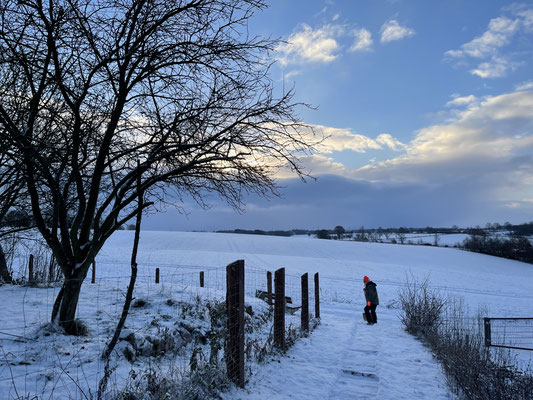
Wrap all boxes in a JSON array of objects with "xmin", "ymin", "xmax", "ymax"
[{"xmin": 364, "ymin": 304, "xmax": 377, "ymax": 323}]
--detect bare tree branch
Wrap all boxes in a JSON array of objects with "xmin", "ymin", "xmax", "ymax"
[{"xmin": 0, "ymin": 0, "xmax": 318, "ymax": 333}]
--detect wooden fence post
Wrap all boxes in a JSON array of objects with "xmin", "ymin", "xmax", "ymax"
[
  {"xmin": 267, "ymin": 271, "xmax": 272, "ymax": 306},
  {"xmin": 155, "ymin": 268, "xmax": 160, "ymax": 284},
  {"xmin": 274, "ymin": 267, "xmax": 286, "ymax": 350},
  {"xmin": 48, "ymin": 255, "xmax": 55, "ymax": 283},
  {"xmin": 301, "ymin": 273, "xmax": 309, "ymax": 332},
  {"xmin": 28, "ymin": 254, "xmax": 34, "ymax": 283},
  {"xmin": 314, "ymin": 272, "xmax": 320, "ymax": 319},
  {"xmin": 226, "ymin": 260, "xmax": 245, "ymax": 388},
  {"xmin": 200, "ymin": 271, "xmax": 204, "ymax": 288},
  {"xmin": 91, "ymin": 261, "xmax": 96, "ymax": 284}
]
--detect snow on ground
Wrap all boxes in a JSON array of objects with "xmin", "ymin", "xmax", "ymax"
[
  {"xmin": 222, "ymin": 303, "xmax": 452, "ymax": 400},
  {"xmin": 2, "ymin": 230, "xmax": 533, "ymax": 399}
]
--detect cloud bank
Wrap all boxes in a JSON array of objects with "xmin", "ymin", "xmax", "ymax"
[{"xmin": 145, "ymin": 87, "xmax": 533, "ymax": 230}]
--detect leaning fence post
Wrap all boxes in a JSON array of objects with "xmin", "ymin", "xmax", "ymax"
[
  {"xmin": 301, "ymin": 273, "xmax": 309, "ymax": 332},
  {"xmin": 267, "ymin": 271, "xmax": 272, "ymax": 306},
  {"xmin": 226, "ymin": 260, "xmax": 245, "ymax": 388},
  {"xmin": 200, "ymin": 271, "xmax": 204, "ymax": 288},
  {"xmin": 91, "ymin": 261, "xmax": 96, "ymax": 284},
  {"xmin": 28, "ymin": 254, "xmax": 34, "ymax": 283},
  {"xmin": 484, "ymin": 318, "xmax": 491, "ymax": 347},
  {"xmin": 314, "ymin": 272, "xmax": 320, "ymax": 319},
  {"xmin": 274, "ymin": 267, "xmax": 286, "ymax": 350},
  {"xmin": 155, "ymin": 268, "xmax": 160, "ymax": 284}
]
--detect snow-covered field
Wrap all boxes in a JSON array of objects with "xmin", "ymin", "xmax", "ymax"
[
  {"xmin": 1, "ymin": 231, "xmax": 533, "ymax": 399},
  {"xmin": 403, "ymin": 233, "xmax": 468, "ymax": 246}
]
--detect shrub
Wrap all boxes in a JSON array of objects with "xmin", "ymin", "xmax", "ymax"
[
  {"xmin": 316, "ymin": 229, "xmax": 330, "ymax": 240},
  {"xmin": 398, "ymin": 274, "xmax": 446, "ymax": 336},
  {"xmin": 399, "ymin": 277, "xmax": 533, "ymax": 399}
]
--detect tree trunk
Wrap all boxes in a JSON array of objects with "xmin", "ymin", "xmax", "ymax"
[
  {"xmin": 52, "ymin": 275, "xmax": 85, "ymax": 335},
  {"xmin": 0, "ymin": 242, "xmax": 12, "ymax": 283}
]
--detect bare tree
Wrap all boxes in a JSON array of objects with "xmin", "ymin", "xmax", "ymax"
[
  {"xmin": 0, "ymin": 0, "xmax": 315, "ymax": 334},
  {"xmin": 333, "ymin": 225, "xmax": 345, "ymax": 240},
  {"xmin": 396, "ymin": 232, "xmax": 406, "ymax": 245}
]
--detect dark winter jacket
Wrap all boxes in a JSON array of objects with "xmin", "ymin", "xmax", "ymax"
[{"xmin": 364, "ymin": 281, "xmax": 379, "ymax": 305}]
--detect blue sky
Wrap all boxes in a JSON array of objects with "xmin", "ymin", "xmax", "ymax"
[{"xmin": 144, "ymin": 0, "xmax": 533, "ymax": 231}]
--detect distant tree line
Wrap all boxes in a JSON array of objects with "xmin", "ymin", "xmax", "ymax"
[
  {"xmin": 460, "ymin": 229, "xmax": 533, "ymax": 264},
  {"xmin": 312, "ymin": 222, "xmax": 533, "ymax": 240},
  {"xmin": 216, "ymin": 229, "xmax": 295, "ymax": 237}
]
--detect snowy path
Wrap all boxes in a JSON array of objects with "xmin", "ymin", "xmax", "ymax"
[{"xmin": 222, "ymin": 302, "xmax": 453, "ymax": 399}]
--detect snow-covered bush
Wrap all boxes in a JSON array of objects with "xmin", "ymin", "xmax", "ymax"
[
  {"xmin": 113, "ymin": 296, "xmax": 279, "ymax": 399},
  {"xmin": 398, "ymin": 274, "xmax": 446, "ymax": 335}
]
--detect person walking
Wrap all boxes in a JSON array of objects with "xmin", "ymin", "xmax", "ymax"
[{"xmin": 363, "ymin": 276, "xmax": 379, "ymax": 324}]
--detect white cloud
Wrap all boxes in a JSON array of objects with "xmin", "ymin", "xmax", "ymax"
[
  {"xmin": 283, "ymin": 124, "xmax": 406, "ymax": 160},
  {"xmin": 353, "ymin": 89, "xmax": 533, "ymax": 189},
  {"xmin": 284, "ymin": 69, "xmax": 303, "ymax": 80},
  {"xmin": 294, "ymin": 90, "xmax": 533, "ymax": 190},
  {"xmin": 380, "ymin": 20, "xmax": 415, "ymax": 43},
  {"xmin": 332, "ymin": 14, "xmax": 340, "ymax": 22},
  {"xmin": 516, "ymin": 8, "xmax": 533, "ymax": 30},
  {"xmin": 311, "ymin": 125, "xmax": 382, "ymax": 153},
  {"xmin": 470, "ymin": 56, "xmax": 513, "ymax": 78},
  {"xmin": 276, "ymin": 24, "xmax": 343, "ymax": 66},
  {"xmin": 516, "ymin": 81, "xmax": 533, "ymax": 91},
  {"xmin": 376, "ymin": 133, "xmax": 406, "ymax": 151},
  {"xmin": 446, "ymin": 94, "xmax": 477, "ymax": 107},
  {"xmin": 276, "ymin": 125, "xmax": 408, "ymax": 179},
  {"xmin": 288, "ymin": 154, "xmax": 347, "ymax": 178},
  {"xmin": 444, "ymin": 49, "xmax": 463, "ymax": 58},
  {"xmin": 349, "ymin": 28, "xmax": 373, "ymax": 52},
  {"xmin": 445, "ymin": 10, "xmax": 533, "ymax": 78},
  {"xmin": 447, "ymin": 17, "xmax": 520, "ymax": 59}
]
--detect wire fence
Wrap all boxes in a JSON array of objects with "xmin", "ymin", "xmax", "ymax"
[
  {"xmin": 484, "ymin": 318, "xmax": 533, "ymax": 351},
  {"xmin": 0, "ymin": 257, "xmax": 320, "ymax": 399}
]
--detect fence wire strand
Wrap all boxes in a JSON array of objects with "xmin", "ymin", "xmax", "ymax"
[{"xmin": 486, "ymin": 318, "xmax": 533, "ymax": 350}]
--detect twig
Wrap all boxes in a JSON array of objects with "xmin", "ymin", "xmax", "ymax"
[
  {"xmin": 1, "ymin": 344, "xmax": 21, "ymax": 399},
  {"xmin": 49, "ymin": 346, "xmax": 90, "ymax": 400}
]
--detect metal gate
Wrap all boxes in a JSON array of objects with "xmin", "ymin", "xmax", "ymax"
[{"xmin": 484, "ymin": 317, "xmax": 533, "ymax": 351}]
